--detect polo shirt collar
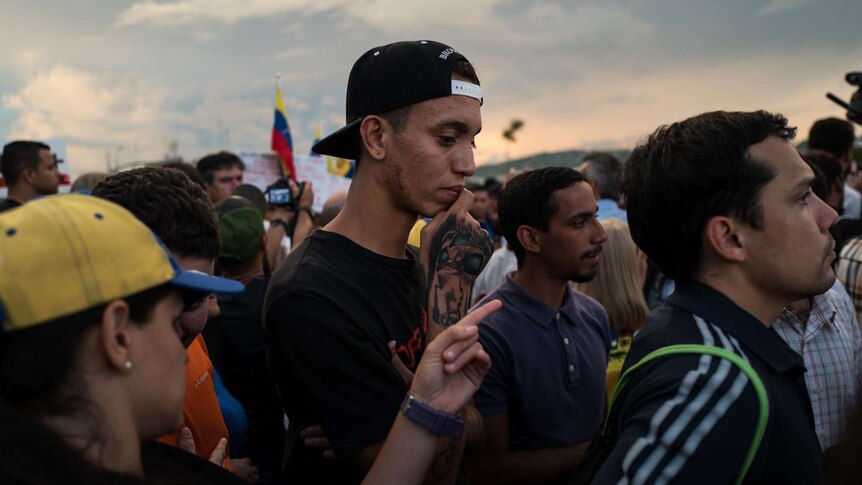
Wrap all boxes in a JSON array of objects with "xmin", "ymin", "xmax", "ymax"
[
  {"xmin": 497, "ymin": 273, "xmax": 579, "ymax": 328},
  {"xmin": 668, "ymin": 281, "xmax": 802, "ymax": 373}
]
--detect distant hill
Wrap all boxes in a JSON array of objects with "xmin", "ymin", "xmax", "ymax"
[
  {"xmin": 473, "ymin": 149, "xmax": 632, "ymax": 180},
  {"xmin": 472, "ymin": 140, "xmax": 862, "ymax": 182}
]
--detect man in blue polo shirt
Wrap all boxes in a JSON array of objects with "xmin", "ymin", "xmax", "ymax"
[
  {"xmin": 586, "ymin": 111, "xmax": 831, "ymax": 484},
  {"xmin": 466, "ymin": 167, "xmax": 610, "ymax": 485}
]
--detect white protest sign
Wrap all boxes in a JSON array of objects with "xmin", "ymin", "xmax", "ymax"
[{"xmin": 235, "ymin": 151, "xmax": 352, "ymax": 213}]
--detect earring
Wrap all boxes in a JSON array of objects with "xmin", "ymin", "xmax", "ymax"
[{"xmin": 124, "ymin": 361, "xmax": 133, "ymax": 370}]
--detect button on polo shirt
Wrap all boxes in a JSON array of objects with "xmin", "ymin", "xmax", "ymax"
[{"xmin": 474, "ymin": 273, "xmax": 611, "ymax": 450}]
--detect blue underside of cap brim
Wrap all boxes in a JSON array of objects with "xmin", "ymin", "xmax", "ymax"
[{"xmin": 170, "ymin": 271, "xmax": 244, "ymax": 294}]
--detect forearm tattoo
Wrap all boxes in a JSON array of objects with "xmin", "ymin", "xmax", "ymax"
[
  {"xmin": 424, "ymin": 215, "xmax": 494, "ymax": 328},
  {"xmin": 432, "ymin": 434, "xmax": 462, "ymax": 480}
]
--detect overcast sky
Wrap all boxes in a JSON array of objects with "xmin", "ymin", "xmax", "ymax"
[{"xmin": 1, "ymin": 0, "xmax": 860, "ymax": 176}]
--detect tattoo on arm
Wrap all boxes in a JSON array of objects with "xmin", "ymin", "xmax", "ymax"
[
  {"xmin": 424, "ymin": 215, "xmax": 494, "ymax": 328},
  {"xmin": 432, "ymin": 434, "xmax": 462, "ymax": 480}
]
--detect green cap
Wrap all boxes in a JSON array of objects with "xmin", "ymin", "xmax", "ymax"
[{"xmin": 216, "ymin": 196, "xmax": 264, "ymax": 262}]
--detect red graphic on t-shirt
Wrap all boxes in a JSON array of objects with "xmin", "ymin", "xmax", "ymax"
[{"xmin": 394, "ymin": 307, "xmax": 428, "ymax": 371}]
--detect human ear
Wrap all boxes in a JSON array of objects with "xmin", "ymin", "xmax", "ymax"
[
  {"xmin": 516, "ymin": 225, "xmax": 541, "ymax": 256},
  {"xmin": 703, "ymin": 215, "xmax": 745, "ymax": 263},
  {"xmin": 21, "ymin": 166, "xmax": 37, "ymax": 184},
  {"xmin": 359, "ymin": 115, "xmax": 387, "ymax": 161},
  {"xmin": 99, "ymin": 300, "xmax": 134, "ymax": 373}
]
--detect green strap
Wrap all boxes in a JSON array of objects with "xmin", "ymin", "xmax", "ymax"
[{"xmin": 606, "ymin": 344, "xmax": 769, "ymax": 485}]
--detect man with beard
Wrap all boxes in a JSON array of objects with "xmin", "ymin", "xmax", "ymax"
[{"xmin": 467, "ymin": 167, "xmax": 610, "ymax": 485}]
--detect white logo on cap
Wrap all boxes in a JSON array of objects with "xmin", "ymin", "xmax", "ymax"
[{"xmin": 439, "ymin": 48, "xmax": 456, "ymax": 60}]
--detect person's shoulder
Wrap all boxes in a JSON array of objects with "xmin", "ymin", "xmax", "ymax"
[
  {"xmin": 626, "ymin": 305, "xmax": 716, "ymax": 361},
  {"xmin": 0, "ymin": 198, "xmax": 21, "ymax": 213},
  {"xmin": 570, "ymin": 288, "xmax": 608, "ymax": 318},
  {"xmin": 618, "ymin": 310, "xmax": 761, "ymax": 414},
  {"xmin": 267, "ymin": 232, "xmax": 345, "ymax": 296},
  {"xmin": 473, "ymin": 284, "xmax": 518, "ymax": 323}
]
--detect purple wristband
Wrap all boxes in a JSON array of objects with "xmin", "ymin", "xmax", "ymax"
[{"xmin": 400, "ymin": 393, "xmax": 464, "ymax": 438}]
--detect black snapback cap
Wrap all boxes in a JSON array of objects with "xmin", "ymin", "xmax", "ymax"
[{"xmin": 312, "ymin": 40, "xmax": 483, "ymax": 160}]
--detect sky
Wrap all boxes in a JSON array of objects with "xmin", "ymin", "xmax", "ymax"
[{"xmin": 1, "ymin": 0, "xmax": 860, "ymax": 177}]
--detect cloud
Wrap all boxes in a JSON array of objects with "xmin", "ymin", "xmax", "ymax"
[
  {"xmin": 1, "ymin": 64, "xmax": 290, "ymax": 175},
  {"xmin": 269, "ymin": 47, "xmax": 314, "ymax": 61},
  {"xmin": 3, "ymin": 65, "xmax": 166, "ymax": 144},
  {"xmin": 116, "ymin": 0, "xmax": 342, "ymax": 27},
  {"xmin": 1, "ymin": 65, "xmax": 173, "ymax": 173},
  {"xmin": 473, "ymin": 40, "xmax": 862, "ymax": 164},
  {"xmin": 755, "ymin": 0, "xmax": 810, "ymax": 16}
]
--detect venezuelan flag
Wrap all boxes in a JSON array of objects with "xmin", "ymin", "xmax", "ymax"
[
  {"xmin": 271, "ymin": 83, "xmax": 296, "ymax": 179},
  {"xmin": 327, "ymin": 156, "xmax": 355, "ymax": 179},
  {"xmin": 310, "ymin": 124, "xmax": 322, "ymax": 156}
]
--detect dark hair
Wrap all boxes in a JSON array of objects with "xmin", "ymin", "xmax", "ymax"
[
  {"xmin": 196, "ymin": 151, "xmax": 245, "ymax": 185},
  {"xmin": 806, "ymin": 162, "xmax": 829, "ymax": 202},
  {"xmin": 622, "ymin": 110, "xmax": 794, "ymax": 282},
  {"xmin": 484, "ymin": 178, "xmax": 503, "ymax": 199},
  {"xmin": 581, "ymin": 152, "xmax": 623, "ymax": 201},
  {"xmin": 804, "ymin": 149, "xmax": 843, "ymax": 199},
  {"xmin": 0, "ymin": 285, "xmax": 173, "ymax": 425},
  {"xmin": 498, "ymin": 167, "xmax": 586, "ymax": 267},
  {"xmin": 1, "ymin": 141, "xmax": 50, "ymax": 186},
  {"xmin": 92, "ymin": 167, "xmax": 221, "ymax": 260},
  {"xmin": 808, "ymin": 118, "xmax": 855, "ymax": 161},
  {"xmin": 163, "ymin": 162, "xmax": 206, "ymax": 189}
]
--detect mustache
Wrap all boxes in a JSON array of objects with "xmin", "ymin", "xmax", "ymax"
[
  {"xmin": 582, "ymin": 246, "xmax": 603, "ymax": 259},
  {"xmin": 824, "ymin": 235, "xmax": 835, "ymax": 259}
]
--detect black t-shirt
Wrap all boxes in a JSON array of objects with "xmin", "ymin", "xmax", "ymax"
[
  {"xmin": 263, "ymin": 230, "xmax": 425, "ymax": 484},
  {"xmin": 203, "ymin": 276, "xmax": 287, "ymax": 483},
  {"xmin": 0, "ymin": 198, "xmax": 21, "ymax": 213}
]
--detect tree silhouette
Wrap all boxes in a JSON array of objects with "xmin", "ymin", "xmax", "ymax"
[{"xmin": 502, "ymin": 118, "xmax": 525, "ymax": 160}]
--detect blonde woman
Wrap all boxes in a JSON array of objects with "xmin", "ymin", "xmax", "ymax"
[{"xmin": 574, "ymin": 218, "xmax": 648, "ymax": 404}]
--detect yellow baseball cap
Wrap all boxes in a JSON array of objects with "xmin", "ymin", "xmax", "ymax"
[{"xmin": 0, "ymin": 194, "xmax": 243, "ymax": 332}]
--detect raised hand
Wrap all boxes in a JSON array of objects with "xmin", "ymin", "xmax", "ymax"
[
  {"xmin": 300, "ymin": 424, "xmax": 335, "ymax": 459},
  {"xmin": 231, "ymin": 457, "xmax": 260, "ymax": 484},
  {"xmin": 178, "ymin": 426, "xmax": 227, "ymax": 467},
  {"xmin": 420, "ymin": 189, "xmax": 494, "ymax": 340},
  {"xmin": 409, "ymin": 299, "xmax": 501, "ymax": 414}
]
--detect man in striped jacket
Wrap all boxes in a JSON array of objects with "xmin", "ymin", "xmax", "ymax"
[{"xmin": 592, "ymin": 111, "xmax": 833, "ymax": 484}]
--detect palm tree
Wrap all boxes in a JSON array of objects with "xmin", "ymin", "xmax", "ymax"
[{"xmin": 502, "ymin": 119, "xmax": 524, "ymax": 160}]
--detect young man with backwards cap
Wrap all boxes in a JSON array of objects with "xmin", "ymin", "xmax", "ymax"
[{"xmin": 264, "ymin": 40, "xmax": 494, "ymax": 484}]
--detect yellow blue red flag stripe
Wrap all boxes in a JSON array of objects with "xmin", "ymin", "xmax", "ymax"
[{"xmin": 271, "ymin": 84, "xmax": 296, "ymax": 179}]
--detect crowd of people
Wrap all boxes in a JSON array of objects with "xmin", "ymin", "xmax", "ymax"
[{"xmin": 1, "ymin": 39, "xmax": 861, "ymax": 485}]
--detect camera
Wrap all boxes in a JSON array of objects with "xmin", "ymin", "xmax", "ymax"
[
  {"xmin": 826, "ymin": 71, "xmax": 862, "ymax": 125},
  {"xmin": 264, "ymin": 177, "xmax": 304, "ymax": 209}
]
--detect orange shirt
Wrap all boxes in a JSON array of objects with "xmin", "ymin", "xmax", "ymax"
[{"xmin": 158, "ymin": 335, "xmax": 232, "ymax": 470}]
